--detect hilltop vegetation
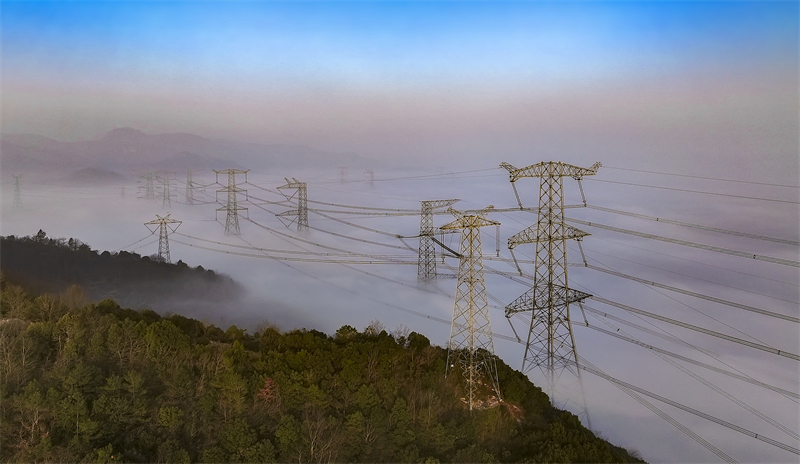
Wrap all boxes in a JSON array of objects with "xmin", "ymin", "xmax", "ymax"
[
  {"xmin": 0, "ymin": 237, "xmax": 645, "ymax": 463},
  {"xmin": 0, "ymin": 231, "xmax": 242, "ymax": 312}
]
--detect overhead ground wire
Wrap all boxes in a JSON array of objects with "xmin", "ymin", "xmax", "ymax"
[
  {"xmin": 603, "ymin": 166, "xmax": 800, "ymax": 189},
  {"xmin": 584, "ymin": 178, "xmax": 799, "ymax": 205},
  {"xmin": 586, "ymin": 204, "xmax": 799, "ymax": 246},
  {"xmin": 567, "ymin": 218, "xmax": 799, "ymax": 267}
]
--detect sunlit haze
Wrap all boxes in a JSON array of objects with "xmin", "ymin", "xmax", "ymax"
[{"xmin": 2, "ymin": 2, "xmax": 798, "ymax": 463}]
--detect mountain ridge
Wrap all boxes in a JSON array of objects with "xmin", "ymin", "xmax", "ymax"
[{"xmin": 1, "ymin": 127, "xmax": 384, "ymax": 173}]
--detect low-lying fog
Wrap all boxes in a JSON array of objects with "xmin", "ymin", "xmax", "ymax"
[{"xmin": 2, "ymin": 164, "xmax": 798, "ymax": 463}]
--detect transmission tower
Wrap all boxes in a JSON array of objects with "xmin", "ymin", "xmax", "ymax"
[
  {"xmin": 441, "ymin": 206, "xmax": 502, "ymax": 411},
  {"xmin": 120, "ymin": 186, "xmax": 125, "ymax": 199},
  {"xmin": 139, "ymin": 171, "xmax": 156, "ymax": 200},
  {"xmin": 501, "ymin": 161, "xmax": 600, "ymax": 418},
  {"xmin": 157, "ymin": 171, "xmax": 175, "ymax": 208},
  {"xmin": 417, "ymin": 199, "xmax": 460, "ymax": 281},
  {"xmin": 338, "ymin": 166, "xmax": 348, "ymax": 184},
  {"xmin": 213, "ymin": 169, "xmax": 249, "ymax": 235},
  {"xmin": 364, "ymin": 169, "xmax": 375, "ymax": 187},
  {"xmin": 12, "ymin": 175, "xmax": 22, "ymax": 209},
  {"xmin": 185, "ymin": 169, "xmax": 202, "ymax": 205},
  {"xmin": 144, "ymin": 214, "xmax": 182, "ymax": 263},
  {"xmin": 276, "ymin": 177, "xmax": 308, "ymax": 231}
]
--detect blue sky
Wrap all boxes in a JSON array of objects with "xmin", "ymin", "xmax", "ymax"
[
  {"xmin": 4, "ymin": 2, "xmax": 796, "ymax": 86},
  {"xmin": 2, "ymin": 1, "xmax": 798, "ymax": 178}
]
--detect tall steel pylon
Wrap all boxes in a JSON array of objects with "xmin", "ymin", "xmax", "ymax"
[
  {"xmin": 139, "ymin": 171, "xmax": 156, "ymax": 200},
  {"xmin": 213, "ymin": 169, "xmax": 249, "ymax": 235},
  {"xmin": 12, "ymin": 175, "xmax": 22, "ymax": 209},
  {"xmin": 276, "ymin": 177, "xmax": 308, "ymax": 231},
  {"xmin": 417, "ymin": 199, "xmax": 460, "ymax": 281},
  {"xmin": 501, "ymin": 161, "xmax": 600, "ymax": 421},
  {"xmin": 185, "ymin": 169, "xmax": 202, "ymax": 205},
  {"xmin": 157, "ymin": 171, "xmax": 175, "ymax": 208},
  {"xmin": 441, "ymin": 206, "xmax": 502, "ymax": 411},
  {"xmin": 338, "ymin": 166, "xmax": 348, "ymax": 184},
  {"xmin": 144, "ymin": 214, "xmax": 182, "ymax": 263}
]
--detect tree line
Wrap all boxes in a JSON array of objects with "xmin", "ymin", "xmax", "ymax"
[
  {"xmin": 0, "ymin": 234, "xmax": 644, "ymax": 463},
  {"xmin": 0, "ymin": 232, "xmax": 242, "ymax": 311}
]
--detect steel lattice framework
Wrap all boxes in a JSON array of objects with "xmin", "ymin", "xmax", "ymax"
[
  {"xmin": 158, "ymin": 171, "xmax": 175, "ymax": 208},
  {"xmin": 185, "ymin": 169, "xmax": 202, "ymax": 205},
  {"xmin": 144, "ymin": 214, "xmax": 182, "ymax": 263},
  {"xmin": 139, "ymin": 171, "xmax": 156, "ymax": 200},
  {"xmin": 214, "ymin": 169, "xmax": 249, "ymax": 235},
  {"xmin": 441, "ymin": 206, "xmax": 502, "ymax": 411},
  {"xmin": 501, "ymin": 161, "xmax": 600, "ymax": 388},
  {"xmin": 277, "ymin": 178, "xmax": 308, "ymax": 231},
  {"xmin": 417, "ymin": 199, "xmax": 460, "ymax": 280}
]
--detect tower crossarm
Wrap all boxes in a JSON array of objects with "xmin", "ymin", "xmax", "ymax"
[
  {"xmin": 431, "ymin": 227, "xmax": 460, "ymax": 235},
  {"xmin": 504, "ymin": 284, "xmax": 592, "ymax": 317},
  {"xmin": 500, "ymin": 161, "xmax": 602, "ymax": 182},
  {"xmin": 144, "ymin": 214, "xmax": 182, "ymax": 232},
  {"xmin": 278, "ymin": 178, "xmax": 306, "ymax": 189},
  {"xmin": 275, "ymin": 209, "xmax": 300, "ymax": 217},
  {"xmin": 213, "ymin": 169, "xmax": 250, "ymax": 175},
  {"xmin": 440, "ymin": 206, "xmax": 500, "ymax": 230},
  {"xmin": 421, "ymin": 198, "xmax": 460, "ymax": 211},
  {"xmin": 439, "ymin": 205, "xmax": 500, "ymax": 230},
  {"xmin": 508, "ymin": 225, "xmax": 590, "ymax": 249}
]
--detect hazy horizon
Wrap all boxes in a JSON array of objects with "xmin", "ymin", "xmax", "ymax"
[{"xmin": 2, "ymin": 1, "xmax": 798, "ymax": 463}]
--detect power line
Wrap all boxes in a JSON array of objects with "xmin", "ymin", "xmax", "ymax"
[
  {"xmin": 586, "ymin": 204, "xmax": 799, "ymax": 246},
  {"xmin": 568, "ymin": 218, "xmax": 799, "ymax": 268},
  {"xmin": 308, "ymin": 167, "xmax": 503, "ymax": 185},
  {"xmin": 586, "ymin": 234, "xmax": 799, "ymax": 290},
  {"xmin": 579, "ymin": 322, "xmax": 799, "ymax": 401},
  {"xmin": 119, "ymin": 235, "xmax": 154, "ymax": 250},
  {"xmin": 174, "ymin": 231, "xmax": 412, "ymax": 262},
  {"xmin": 603, "ymin": 166, "xmax": 800, "ymax": 189},
  {"xmin": 584, "ymin": 178, "xmax": 799, "ymax": 205},
  {"xmin": 592, "ymin": 296, "xmax": 800, "ymax": 361},
  {"xmin": 577, "ymin": 357, "xmax": 799, "ymax": 457},
  {"xmin": 583, "ymin": 254, "xmax": 772, "ymax": 347},
  {"xmin": 585, "ymin": 264, "xmax": 799, "ymax": 323},
  {"xmin": 172, "ymin": 238, "xmax": 414, "ymax": 264},
  {"xmin": 587, "ymin": 310, "xmax": 799, "ymax": 442}
]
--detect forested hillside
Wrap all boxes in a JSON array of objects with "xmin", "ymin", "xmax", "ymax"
[
  {"xmin": 0, "ymin": 232, "xmax": 241, "ymax": 311},
  {"xmin": 0, "ymin": 239, "xmax": 645, "ymax": 463}
]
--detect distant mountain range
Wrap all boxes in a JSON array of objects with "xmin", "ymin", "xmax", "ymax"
[
  {"xmin": 60, "ymin": 167, "xmax": 129, "ymax": 185},
  {"xmin": 1, "ymin": 127, "xmax": 382, "ymax": 174}
]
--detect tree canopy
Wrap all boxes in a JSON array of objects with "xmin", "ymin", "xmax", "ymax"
[{"xmin": 0, "ymin": 236, "xmax": 645, "ymax": 463}]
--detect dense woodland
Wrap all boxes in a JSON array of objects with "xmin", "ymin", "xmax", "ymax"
[
  {"xmin": 0, "ymin": 235, "xmax": 644, "ymax": 463},
  {"xmin": 0, "ymin": 232, "xmax": 242, "ymax": 310}
]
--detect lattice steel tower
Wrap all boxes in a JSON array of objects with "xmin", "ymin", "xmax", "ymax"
[
  {"xmin": 144, "ymin": 214, "xmax": 182, "ymax": 263},
  {"xmin": 501, "ymin": 161, "xmax": 600, "ymax": 403},
  {"xmin": 12, "ymin": 175, "xmax": 22, "ymax": 209},
  {"xmin": 277, "ymin": 178, "xmax": 308, "ymax": 231},
  {"xmin": 441, "ymin": 206, "xmax": 502, "ymax": 411},
  {"xmin": 417, "ymin": 199, "xmax": 460, "ymax": 281},
  {"xmin": 157, "ymin": 171, "xmax": 175, "ymax": 208},
  {"xmin": 139, "ymin": 171, "xmax": 156, "ymax": 200},
  {"xmin": 185, "ymin": 169, "xmax": 202, "ymax": 205},
  {"xmin": 214, "ymin": 169, "xmax": 249, "ymax": 235}
]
